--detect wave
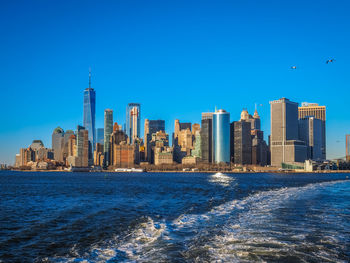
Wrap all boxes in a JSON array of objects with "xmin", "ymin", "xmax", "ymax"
[
  {"xmin": 50, "ymin": 216, "xmax": 166, "ymax": 263},
  {"xmin": 48, "ymin": 179, "xmax": 349, "ymax": 262}
]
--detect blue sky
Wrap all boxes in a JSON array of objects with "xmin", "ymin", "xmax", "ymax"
[{"xmin": 1, "ymin": 0, "xmax": 349, "ymax": 164}]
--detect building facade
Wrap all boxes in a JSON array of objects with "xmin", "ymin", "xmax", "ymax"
[
  {"xmin": 52, "ymin": 127, "xmax": 64, "ymax": 162},
  {"xmin": 299, "ymin": 117, "xmax": 323, "ymax": 160},
  {"xmin": 173, "ymin": 120, "xmax": 194, "ymax": 163},
  {"xmin": 201, "ymin": 112, "xmax": 213, "ymax": 163},
  {"xmin": 104, "ymin": 109, "xmax": 113, "ymax": 166},
  {"xmin": 231, "ymin": 120, "xmax": 252, "ymax": 165},
  {"xmin": 76, "ymin": 125, "xmax": 89, "ymax": 167},
  {"xmin": 126, "ymin": 103, "xmax": 141, "ymax": 144},
  {"xmin": 192, "ymin": 130, "xmax": 202, "ymax": 159},
  {"xmin": 62, "ymin": 130, "xmax": 74, "ymax": 164},
  {"xmin": 110, "ymin": 128, "xmax": 128, "ymax": 166},
  {"xmin": 94, "ymin": 143, "xmax": 104, "ymax": 167},
  {"xmin": 113, "ymin": 143, "xmax": 138, "ymax": 167},
  {"xmin": 270, "ymin": 98, "xmax": 307, "ymax": 167},
  {"xmin": 144, "ymin": 119, "xmax": 165, "ymax": 161},
  {"xmin": 148, "ymin": 130, "xmax": 169, "ymax": 164},
  {"xmin": 213, "ymin": 109, "xmax": 230, "ymax": 163},
  {"xmin": 298, "ymin": 102, "xmax": 326, "ymax": 159}
]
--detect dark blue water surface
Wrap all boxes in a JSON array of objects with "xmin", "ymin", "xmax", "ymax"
[{"xmin": 0, "ymin": 171, "xmax": 349, "ymax": 262}]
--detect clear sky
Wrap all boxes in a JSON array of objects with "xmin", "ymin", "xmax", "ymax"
[{"xmin": 1, "ymin": 0, "xmax": 349, "ymax": 164}]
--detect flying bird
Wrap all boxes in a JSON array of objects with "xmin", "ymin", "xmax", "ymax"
[
  {"xmin": 291, "ymin": 66, "xmax": 297, "ymax": 69},
  {"xmin": 326, "ymin": 59, "xmax": 335, "ymax": 64}
]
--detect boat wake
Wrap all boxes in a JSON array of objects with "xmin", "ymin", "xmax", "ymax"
[{"xmin": 49, "ymin": 179, "xmax": 349, "ymax": 262}]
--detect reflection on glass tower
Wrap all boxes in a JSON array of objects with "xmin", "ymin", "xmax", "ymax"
[
  {"xmin": 126, "ymin": 103, "xmax": 141, "ymax": 144},
  {"xmin": 213, "ymin": 109, "xmax": 230, "ymax": 163},
  {"xmin": 83, "ymin": 69, "xmax": 96, "ymax": 164}
]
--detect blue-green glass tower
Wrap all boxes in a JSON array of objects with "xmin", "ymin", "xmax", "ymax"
[{"xmin": 213, "ymin": 109, "xmax": 230, "ymax": 163}]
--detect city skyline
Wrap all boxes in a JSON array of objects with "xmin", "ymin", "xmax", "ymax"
[{"xmin": 1, "ymin": 0, "xmax": 350, "ymax": 164}]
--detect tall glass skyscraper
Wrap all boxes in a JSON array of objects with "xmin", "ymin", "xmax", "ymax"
[
  {"xmin": 126, "ymin": 103, "xmax": 141, "ymax": 144},
  {"xmin": 83, "ymin": 69, "xmax": 96, "ymax": 164},
  {"xmin": 104, "ymin": 109, "xmax": 113, "ymax": 166},
  {"xmin": 213, "ymin": 109, "xmax": 230, "ymax": 163}
]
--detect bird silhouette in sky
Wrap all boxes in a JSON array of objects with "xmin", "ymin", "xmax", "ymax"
[
  {"xmin": 291, "ymin": 66, "xmax": 297, "ymax": 69},
  {"xmin": 326, "ymin": 59, "xmax": 335, "ymax": 64}
]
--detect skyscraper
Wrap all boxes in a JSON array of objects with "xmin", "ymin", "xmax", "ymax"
[
  {"xmin": 104, "ymin": 109, "xmax": 113, "ymax": 166},
  {"xmin": 299, "ymin": 116, "xmax": 323, "ymax": 160},
  {"xmin": 270, "ymin": 98, "xmax": 307, "ymax": 167},
  {"xmin": 298, "ymin": 102, "xmax": 326, "ymax": 159},
  {"xmin": 62, "ymin": 130, "xmax": 74, "ymax": 164},
  {"xmin": 83, "ymin": 69, "xmax": 96, "ymax": 164},
  {"xmin": 76, "ymin": 125, "xmax": 89, "ymax": 167},
  {"xmin": 346, "ymin": 134, "xmax": 350, "ymax": 162},
  {"xmin": 231, "ymin": 120, "xmax": 252, "ymax": 165},
  {"xmin": 52, "ymin": 127, "xmax": 64, "ymax": 162},
  {"xmin": 126, "ymin": 103, "xmax": 141, "ymax": 144},
  {"xmin": 201, "ymin": 112, "xmax": 213, "ymax": 163},
  {"xmin": 213, "ymin": 109, "xmax": 230, "ymax": 163}
]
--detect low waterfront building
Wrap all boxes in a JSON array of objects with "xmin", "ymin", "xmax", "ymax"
[
  {"xmin": 154, "ymin": 147, "xmax": 173, "ymax": 165},
  {"xmin": 181, "ymin": 155, "xmax": 198, "ymax": 165}
]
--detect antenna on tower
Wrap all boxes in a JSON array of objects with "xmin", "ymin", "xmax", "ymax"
[{"xmin": 89, "ymin": 67, "xmax": 92, "ymax": 89}]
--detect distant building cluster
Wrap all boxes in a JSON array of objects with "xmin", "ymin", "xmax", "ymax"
[{"xmin": 12, "ymin": 71, "xmax": 350, "ymax": 171}]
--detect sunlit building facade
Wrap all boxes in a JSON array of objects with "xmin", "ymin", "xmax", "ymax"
[
  {"xmin": 298, "ymin": 102, "xmax": 326, "ymax": 159},
  {"xmin": 126, "ymin": 103, "xmax": 141, "ymax": 144}
]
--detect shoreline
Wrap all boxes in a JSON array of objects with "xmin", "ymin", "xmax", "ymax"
[{"xmin": 4, "ymin": 169, "xmax": 350, "ymax": 174}]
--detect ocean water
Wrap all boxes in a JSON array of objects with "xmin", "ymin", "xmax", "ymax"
[{"xmin": 0, "ymin": 171, "xmax": 349, "ymax": 262}]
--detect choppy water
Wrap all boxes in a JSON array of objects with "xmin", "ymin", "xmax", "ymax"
[{"xmin": 0, "ymin": 171, "xmax": 349, "ymax": 262}]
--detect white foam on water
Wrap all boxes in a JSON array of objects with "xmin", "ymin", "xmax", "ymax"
[
  {"xmin": 206, "ymin": 180, "xmax": 349, "ymax": 262},
  {"xmin": 49, "ymin": 179, "xmax": 349, "ymax": 262},
  {"xmin": 209, "ymin": 172, "xmax": 235, "ymax": 187},
  {"xmin": 115, "ymin": 217, "xmax": 166, "ymax": 262},
  {"xmin": 50, "ymin": 216, "xmax": 166, "ymax": 263}
]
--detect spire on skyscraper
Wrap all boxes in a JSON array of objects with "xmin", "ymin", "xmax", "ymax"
[{"xmin": 89, "ymin": 67, "xmax": 92, "ymax": 89}]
